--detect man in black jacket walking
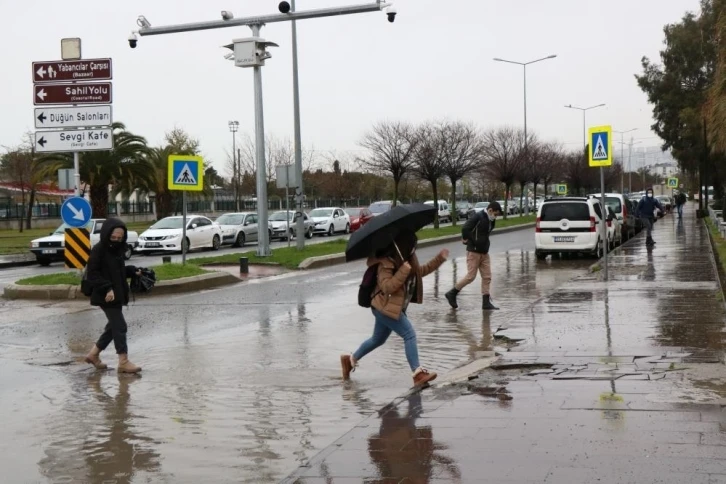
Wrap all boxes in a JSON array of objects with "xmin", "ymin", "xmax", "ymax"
[
  {"xmin": 445, "ymin": 201, "xmax": 503, "ymax": 310},
  {"xmin": 84, "ymin": 218, "xmax": 142, "ymax": 373}
]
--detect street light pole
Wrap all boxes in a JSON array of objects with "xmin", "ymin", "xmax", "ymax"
[
  {"xmin": 614, "ymin": 128, "xmax": 637, "ymax": 194},
  {"xmin": 290, "ymin": 0, "xmax": 305, "ymax": 250},
  {"xmin": 229, "ymin": 120, "xmax": 239, "ymax": 210},
  {"xmin": 493, "ymin": 54, "xmax": 556, "ymax": 214}
]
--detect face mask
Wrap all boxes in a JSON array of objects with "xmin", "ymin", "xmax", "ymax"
[
  {"xmin": 487, "ymin": 211, "xmax": 496, "ymax": 221},
  {"xmin": 647, "ymin": 193, "xmax": 653, "ymax": 198}
]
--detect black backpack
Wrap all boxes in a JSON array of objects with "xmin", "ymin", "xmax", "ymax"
[
  {"xmin": 131, "ymin": 268, "xmax": 157, "ymax": 294},
  {"xmin": 80, "ymin": 266, "xmax": 93, "ymax": 297},
  {"xmin": 357, "ymin": 264, "xmax": 380, "ymax": 308}
]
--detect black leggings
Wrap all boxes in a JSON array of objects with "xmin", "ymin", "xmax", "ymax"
[{"xmin": 97, "ymin": 307, "xmax": 128, "ymax": 354}]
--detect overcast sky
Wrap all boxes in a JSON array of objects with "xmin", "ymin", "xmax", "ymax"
[{"xmin": 1, "ymin": 0, "xmax": 701, "ymax": 176}]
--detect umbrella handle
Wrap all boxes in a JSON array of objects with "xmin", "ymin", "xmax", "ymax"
[{"xmin": 393, "ymin": 241, "xmax": 404, "ymax": 261}]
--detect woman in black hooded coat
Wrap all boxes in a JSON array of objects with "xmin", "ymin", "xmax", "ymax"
[{"xmin": 84, "ymin": 218, "xmax": 142, "ymax": 373}]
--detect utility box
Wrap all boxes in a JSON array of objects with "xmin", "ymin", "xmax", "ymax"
[{"xmin": 225, "ymin": 37, "xmax": 278, "ymax": 67}]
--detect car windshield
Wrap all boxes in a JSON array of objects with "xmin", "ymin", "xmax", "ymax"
[
  {"xmin": 269, "ymin": 212, "xmax": 291, "ymax": 221},
  {"xmin": 345, "ymin": 209, "xmax": 361, "ymax": 217},
  {"xmin": 475, "ymin": 202, "xmax": 489, "ymax": 208},
  {"xmin": 369, "ymin": 203, "xmax": 391, "ymax": 214},
  {"xmin": 150, "ymin": 218, "xmax": 184, "ymax": 229},
  {"xmin": 605, "ymin": 197, "xmax": 622, "ymax": 214},
  {"xmin": 310, "ymin": 209, "xmax": 333, "ymax": 218},
  {"xmin": 216, "ymin": 214, "xmax": 245, "ymax": 225},
  {"xmin": 541, "ymin": 203, "xmax": 590, "ymax": 221}
]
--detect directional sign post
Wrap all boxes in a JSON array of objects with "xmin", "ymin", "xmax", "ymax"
[
  {"xmin": 34, "ymin": 82, "xmax": 112, "ymax": 105},
  {"xmin": 35, "ymin": 105, "xmax": 112, "ymax": 129},
  {"xmin": 168, "ymin": 155, "xmax": 205, "ymax": 265},
  {"xmin": 64, "ymin": 227, "xmax": 91, "ymax": 270},
  {"xmin": 33, "ymin": 58, "xmax": 112, "ymax": 82},
  {"xmin": 588, "ymin": 125, "xmax": 613, "ymax": 281},
  {"xmin": 35, "ymin": 128, "xmax": 113, "ymax": 152},
  {"xmin": 61, "ymin": 196, "xmax": 92, "ymax": 228}
]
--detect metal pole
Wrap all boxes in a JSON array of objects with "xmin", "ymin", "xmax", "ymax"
[
  {"xmin": 286, "ymin": 181, "xmax": 291, "ymax": 248},
  {"xmin": 523, "ymin": 64, "xmax": 530, "ymax": 216},
  {"xmin": 182, "ymin": 190, "xmax": 187, "ymax": 265},
  {"xmin": 252, "ymin": 24, "xmax": 271, "ymax": 257},
  {"xmin": 73, "ymin": 152, "xmax": 80, "ymax": 197},
  {"xmin": 620, "ymin": 133, "xmax": 624, "ymax": 194},
  {"xmin": 601, "ymin": 168, "xmax": 608, "ymax": 281},
  {"xmin": 232, "ymin": 131, "xmax": 238, "ymax": 211},
  {"xmin": 291, "ymin": 0, "xmax": 305, "ymax": 251}
]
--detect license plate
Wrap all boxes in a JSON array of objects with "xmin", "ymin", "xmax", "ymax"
[
  {"xmin": 554, "ymin": 236, "xmax": 575, "ymax": 243},
  {"xmin": 145, "ymin": 242, "xmax": 161, "ymax": 248},
  {"xmin": 41, "ymin": 249, "xmax": 56, "ymax": 254}
]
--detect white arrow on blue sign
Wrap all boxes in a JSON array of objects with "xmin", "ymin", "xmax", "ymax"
[{"xmin": 61, "ymin": 197, "xmax": 92, "ymax": 227}]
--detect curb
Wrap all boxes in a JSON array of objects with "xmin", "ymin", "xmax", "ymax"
[
  {"xmin": 2, "ymin": 271, "xmax": 239, "ymax": 301},
  {"xmin": 0, "ymin": 258, "xmax": 37, "ymax": 270},
  {"xmin": 298, "ymin": 222, "xmax": 535, "ymax": 270}
]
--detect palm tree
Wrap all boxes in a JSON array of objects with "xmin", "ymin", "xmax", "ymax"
[{"xmin": 38, "ymin": 122, "xmax": 153, "ymax": 217}]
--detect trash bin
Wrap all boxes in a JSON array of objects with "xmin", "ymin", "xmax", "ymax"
[
  {"xmin": 239, "ymin": 257, "xmax": 249, "ymax": 274},
  {"xmin": 162, "ymin": 256, "xmax": 172, "ymax": 264}
]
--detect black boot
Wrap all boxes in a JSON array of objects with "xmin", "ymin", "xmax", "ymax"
[
  {"xmin": 445, "ymin": 288, "xmax": 459, "ymax": 309},
  {"xmin": 646, "ymin": 236, "xmax": 655, "ymax": 246},
  {"xmin": 482, "ymin": 295, "xmax": 499, "ymax": 311}
]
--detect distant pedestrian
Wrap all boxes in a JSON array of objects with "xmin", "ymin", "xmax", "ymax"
[
  {"xmin": 84, "ymin": 218, "xmax": 142, "ymax": 373},
  {"xmin": 636, "ymin": 188, "xmax": 664, "ymax": 247},
  {"xmin": 675, "ymin": 191, "xmax": 687, "ymax": 218},
  {"xmin": 445, "ymin": 201, "xmax": 503, "ymax": 310},
  {"xmin": 340, "ymin": 231, "xmax": 449, "ymax": 387}
]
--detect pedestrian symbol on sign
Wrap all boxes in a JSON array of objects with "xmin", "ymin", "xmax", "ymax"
[
  {"xmin": 175, "ymin": 164, "xmax": 197, "ymax": 185},
  {"xmin": 592, "ymin": 136, "xmax": 608, "ymax": 160},
  {"xmin": 588, "ymin": 126, "xmax": 613, "ymax": 167},
  {"xmin": 667, "ymin": 177, "xmax": 679, "ymax": 188}
]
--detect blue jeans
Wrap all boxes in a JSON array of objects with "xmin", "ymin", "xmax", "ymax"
[
  {"xmin": 677, "ymin": 204, "xmax": 683, "ymax": 217},
  {"xmin": 353, "ymin": 309, "xmax": 420, "ymax": 371},
  {"xmin": 642, "ymin": 217, "xmax": 654, "ymax": 238}
]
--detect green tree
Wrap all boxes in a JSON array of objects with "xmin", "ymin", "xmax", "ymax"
[{"xmin": 39, "ymin": 122, "xmax": 152, "ymax": 218}]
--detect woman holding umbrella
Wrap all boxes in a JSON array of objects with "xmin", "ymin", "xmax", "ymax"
[{"xmin": 341, "ymin": 219, "xmax": 449, "ymax": 387}]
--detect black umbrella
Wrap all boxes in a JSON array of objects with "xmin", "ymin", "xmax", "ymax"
[{"xmin": 345, "ymin": 203, "xmax": 437, "ymax": 262}]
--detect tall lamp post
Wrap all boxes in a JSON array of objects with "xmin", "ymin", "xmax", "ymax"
[
  {"xmin": 229, "ymin": 120, "xmax": 240, "ymax": 211},
  {"xmin": 614, "ymin": 128, "xmax": 637, "ymax": 194},
  {"xmin": 494, "ymin": 54, "xmax": 557, "ymax": 214},
  {"xmin": 564, "ymin": 104, "xmax": 606, "ymax": 153}
]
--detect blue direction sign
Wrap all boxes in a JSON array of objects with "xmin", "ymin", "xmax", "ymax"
[{"xmin": 61, "ymin": 196, "xmax": 92, "ymax": 227}]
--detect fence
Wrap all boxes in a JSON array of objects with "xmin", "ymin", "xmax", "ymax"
[{"xmin": 0, "ymin": 202, "xmax": 62, "ymax": 220}]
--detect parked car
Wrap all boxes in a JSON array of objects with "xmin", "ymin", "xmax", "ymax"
[
  {"xmin": 368, "ymin": 201, "xmax": 393, "ymax": 217},
  {"xmin": 215, "ymin": 212, "xmax": 259, "ymax": 247},
  {"xmin": 657, "ymin": 196, "xmax": 672, "ymax": 214},
  {"xmin": 345, "ymin": 207, "xmax": 373, "ymax": 232},
  {"xmin": 468, "ymin": 201, "xmax": 490, "ymax": 218},
  {"xmin": 424, "ymin": 200, "xmax": 451, "ymax": 223},
  {"xmin": 498, "ymin": 200, "xmax": 518, "ymax": 216},
  {"xmin": 589, "ymin": 193, "xmax": 636, "ymax": 241},
  {"xmin": 268, "ymin": 211, "xmax": 314, "ymax": 240},
  {"xmin": 455, "ymin": 201, "xmax": 473, "ymax": 220},
  {"xmin": 30, "ymin": 219, "xmax": 139, "ymax": 266},
  {"xmin": 535, "ymin": 197, "xmax": 608, "ymax": 260},
  {"xmin": 606, "ymin": 206, "xmax": 622, "ymax": 249},
  {"xmin": 137, "ymin": 215, "xmax": 221, "ymax": 253},
  {"xmin": 309, "ymin": 207, "xmax": 351, "ymax": 236}
]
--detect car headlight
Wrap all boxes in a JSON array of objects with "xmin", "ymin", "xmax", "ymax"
[{"xmin": 31, "ymin": 242, "xmax": 39, "ymax": 248}]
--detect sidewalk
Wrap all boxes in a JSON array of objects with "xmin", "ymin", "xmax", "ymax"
[{"xmin": 282, "ymin": 209, "xmax": 726, "ymax": 483}]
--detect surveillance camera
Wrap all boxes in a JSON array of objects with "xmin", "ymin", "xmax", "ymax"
[
  {"xmin": 221, "ymin": 10, "xmax": 234, "ymax": 20},
  {"xmin": 128, "ymin": 32, "xmax": 138, "ymax": 49},
  {"xmin": 279, "ymin": 1, "xmax": 291, "ymax": 13},
  {"xmin": 386, "ymin": 6, "xmax": 397, "ymax": 23},
  {"xmin": 136, "ymin": 15, "xmax": 151, "ymax": 28}
]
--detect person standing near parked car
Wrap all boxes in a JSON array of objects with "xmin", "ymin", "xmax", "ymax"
[
  {"xmin": 675, "ymin": 191, "xmax": 687, "ymax": 218},
  {"xmin": 445, "ymin": 201, "xmax": 503, "ymax": 311},
  {"xmin": 84, "ymin": 218, "xmax": 142, "ymax": 373},
  {"xmin": 636, "ymin": 188, "xmax": 664, "ymax": 247}
]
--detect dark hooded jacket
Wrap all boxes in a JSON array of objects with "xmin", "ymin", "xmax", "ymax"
[
  {"xmin": 86, "ymin": 218, "xmax": 136, "ymax": 307},
  {"xmin": 461, "ymin": 210, "xmax": 495, "ymax": 254}
]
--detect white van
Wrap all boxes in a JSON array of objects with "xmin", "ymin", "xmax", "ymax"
[
  {"xmin": 424, "ymin": 200, "xmax": 451, "ymax": 223},
  {"xmin": 535, "ymin": 197, "xmax": 609, "ymax": 260}
]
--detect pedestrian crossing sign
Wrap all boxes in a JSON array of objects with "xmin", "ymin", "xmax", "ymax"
[
  {"xmin": 667, "ymin": 177, "xmax": 678, "ymax": 188},
  {"xmin": 168, "ymin": 155, "xmax": 204, "ymax": 191},
  {"xmin": 588, "ymin": 125, "xmax": 612, "ymax": 167},
  {"xmin": 556, "ymin": 184, "xmax": 567, "ymax": 195}
]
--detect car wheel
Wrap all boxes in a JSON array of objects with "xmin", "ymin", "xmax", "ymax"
[
  {"xmin": 306, "ymin": 227, "xmax": 313, "ymax": 239},
  {"xmin": 328, "ymin": 224, "xmax": 334, "ymax": 236},
  {"xmin": 124, "ymin": 245, "xmax": 133, "ymax": 260},
  {"xmin": 593, "ymin": 240, "xmax": 603, "ymax": 259},
  {"xmin": 268, "ymin": 229, "xmax": 273, "ymax": 240},
  {"xmin": 345, "ymin": 223, "xmax": 350, "ymax": 234},
  {"xmin": 536, "ymin": 251, "xmax": 547, "ymax": 261},
  {"xmin": 235, "ymin": 232, "xmax": 246, "ymax": 247},
  {"xmin": 212, "ymin": 235, "xmax": 221, "ymax": 251},
  {"xmin": 37, "ymin": 257, "xmax": 51, "ymax": 267},
  {"xmin": 182, "ymin": 237, "xmax": 190, "ymax": 253}
]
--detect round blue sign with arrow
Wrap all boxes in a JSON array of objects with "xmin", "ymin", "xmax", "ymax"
[{"xmin": 61, "ymin": 196, "xmax": 92, "ymax": 227}]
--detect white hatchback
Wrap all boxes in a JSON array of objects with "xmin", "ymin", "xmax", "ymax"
[
  {"xmin": 535, "ymin": 197, "xmax": 607, "ymax": 260},
  {"xmin": 309, "ymin": 207, "xmax": 351, "ymax": 236}
]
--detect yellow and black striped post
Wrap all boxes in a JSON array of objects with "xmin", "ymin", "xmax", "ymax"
[{"xmin": 64, "ymin": 228, "xmax": 91, "ymax": 269}]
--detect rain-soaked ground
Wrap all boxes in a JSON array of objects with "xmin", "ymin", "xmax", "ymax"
[
  {"xmin": 0, "ymin": 226, "xmax": 599, "ymax": 483},
  {"xmin": 284, "ymin": 208, "xmax": 726, "ymax": 483}
]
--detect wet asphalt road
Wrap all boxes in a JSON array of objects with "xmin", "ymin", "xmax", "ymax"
[{"xmin": 0, "ymin": 226, "xmax": 593, "ymax": 483}]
